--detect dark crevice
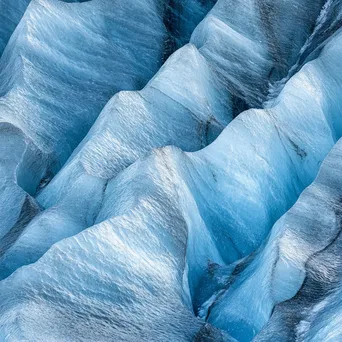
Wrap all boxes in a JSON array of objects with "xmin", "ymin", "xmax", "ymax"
[
  {"xmin": 0, "ymin": 196, "xmax": 41, "ymax": 258},
  {"xmin": 35, "ymin": 170, "xmax": 54, "ymax": 194},
  {"xmin": 194, "ymin": 323, "xmax": 232, "ymax": 341},
  {"xmin": 231, "ymin": 96, "xmax": 249, "ymax": 119},
  {"xmin": 257, "ymin": 2, "xmax": 287, "ymax": 82},
  {"xmin": 267, "ymin": 0, "xmax": 342, "ymax": 101},
  {"xmin": 288, "ymin": 138, "xmax": 308, "ymax": 160},
  {"xmin": 201, "ymin": 251, "xmax": 257, "ymax": 321},
  {"xmin": 162, "ymin": 0, "xmax": 182, "ymax": 62},
  {"xmin": 162, "ymin": 0, "xmax": 217, "ymax": 62}
]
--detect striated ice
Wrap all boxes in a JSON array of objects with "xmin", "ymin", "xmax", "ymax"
[
  {"xmin": 0, "ymin": 0, "xmax": 342, "ymax": 341},
  {"xmin": 1, "ymin": 21, "xmax": 342, "ymax": 341},
  {"xmin": 0, "ymin": 0, "xmax": 215, "ymax": 265},
  {"xmin": 0, "ymin": 0, "xmax": 30, "ymax": 55},
  {"xmin": 0, "ymin": 0, "xmax": 330, "ymax": 281},
  {"xmin": 191, "ymin": 0, "xmax": 325, "ymax": 107}
]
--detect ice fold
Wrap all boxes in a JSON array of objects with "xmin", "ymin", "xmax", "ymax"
[
  {"xmin": 0, "ymin": 0, "xmax": 216, "ymax": 263},
  {"xmin": 1, "ymin": 0, "xmax": 342, "ymax": 340},
  {"xmin": 205, "ymin": 138, "xmax": 342, "ymax": 342},
  {"xmin": 2, "ymin": 23, "xmax": 342, "ymax": 340},
  {"xmin": 3, "ymin": 0, "xmax": 329, "ymax": 280}
]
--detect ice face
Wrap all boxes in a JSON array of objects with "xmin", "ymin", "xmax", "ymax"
[
  {"xmin": 0, "ymin": 0, "xmax": 168, "ymax": 167},
  {"xmin": 0, "ymin": 0, "xmax": 217, "ymax": 270},
  {"xmin": 0, "ymin": 0, "xmax": 215, "ymax": 171},
  {"xmin": 0, "ymin": 0, "xmax": 167, "ymax": 258},
  {"xmin": 219, "ymin": 138, "xmax": 342, "ymax": 342},
  {"xmin": 0, "ymin": 0, "xmax": 31, "ymax": 55},
  {"xmin": 0, "ymin": 0, "xmax": 328, "ymax": 282},
  {"xmin": 191, "ymin": 0, "xmax": 326, "ymax": 107},
  {"xmin": 0, "ymin": 42, "xmax": 232, "ymax": 280},
  {"xmin": 267, "ymin": 0, "xmax": 342, "ymax": 99},
  {"xmin": 0, "ymin": 146, "xmax": 223, "ymax": 341},
  {"xmin": 1, "ymin": 0, "xmax": 342, "ymax": 341},
  {"xmin": 2, "ymin": 21, "xmax": 342, "ymax": 342}
]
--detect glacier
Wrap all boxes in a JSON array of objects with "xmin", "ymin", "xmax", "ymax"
[
  {"xmin": 0, "ymin": 0, "xmax": 216, "ymax": 264},
  {"xmin": 0, "ymin": 0, "xmax": 329, "ymax": 280},
  {"xmin": 1, "ymin": 0, "xmax": 342, "ymax": 341}
]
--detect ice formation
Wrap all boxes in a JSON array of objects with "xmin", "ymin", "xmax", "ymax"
[{"xmin": 0, "ymin": 0, "xmax": 342, "ymax": 341}]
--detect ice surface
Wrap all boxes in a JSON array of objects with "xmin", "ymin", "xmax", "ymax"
[
  {"xmin": 2, "ymin": 20, "xmax": 342, "ymax": 341},
  {"xmin": 0, "ymin": 43, "xmax": 231, "ymax": 279},
  {"xmin": 0, "ymin": 0, "xmax": 168, "ymax": 167},
  {"xmin": 191, "ymin": 0, "xmax": 325, "ymax": 107},
  {"xmin": 0, "ymin": 0, "xmax": 169, "ymax": 256},
  {"xmin": 267, "ymin": 0, "xmax": 342, "ymax": 99},
  {"xmin": 1, "ymin": 0, "xmax": 329, "ymax": 280},
  {"xmin": 0, "ymin": 0, "xmax": 30, "ymax": 55},
  {"xmin": 0, "ymin": 0, "xmax": 216, "ymax": 267},
  {"xmin": 0, "ymin": 146, "xmax": 230, "ymax": 341},
  {"xmin": 1, "ymin": 0, "xmax": 342, "ymax": 341},
  {"xmin": 227, "ymin": 138, "xmax": 342, "ymax": 342}
]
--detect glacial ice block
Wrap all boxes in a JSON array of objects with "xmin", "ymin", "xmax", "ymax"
[
  {"xmin": 0, "ymin": 44, "xmax": 232, "ymax": 280},
  {"xmin": 0, "ymin": 0, "xmax": 220, "ymax": 264},
  {"xmin": 0, "ymin": 0, "xmax": 170, "ymax": 258},
  {"xmin": 2, "ymin": 1, "xmax": 342, "ymax": 287},
  {"xmin": 0, "ymin": 0, "xmax": 169, "ymax": 168},
  {"xmin": 1, "ymin": 1, "xmax": 342, "ymax": 340},
  {"xmin": 255, "ymin": 140, "xmax": 342, "ymax": 342},
  {"xmin": 0, "ymin": 0, "xmax": 220, "ymax": 257},
  {"xmin": 0, "ymin": 149, "xmax": 231, "ymax": 341}
]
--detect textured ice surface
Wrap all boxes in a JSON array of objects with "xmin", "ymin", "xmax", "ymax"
[
  {"xmin": 1, "ymin": 0, "xmax": 342, "ymax": 341},
  {"xmin": 268, "ymin": 0, "xmax": 342, "ymax": 99},
  {"xmin": 0, "ymin": 0, "xmax": 167, "ymax": 242},
  {"xmin": 0, "ymin": 0, "xmax": 329, "ymax": 281},
  {"xmin": 191, "ymin": 0, "xmax": 325, "ymax": 107},
  {"xmin": 2, "ymin": 22, "xmax": 342, "ymax": 341},
  {"xmin": 0, "ymin": 0, "xmax": 30, "ymax": 55},
  {"xmin": 0, "ymin": 40, "xmax": 232, "ymax": 280},
  {"xmin": 200, "ymin": 138, "xmax": 342, "ymax": 341},
  {"xmin": 0, "ymin": 146, "xmax": 232, "ymax": 341},
  {"xmin": 0, "ymin": 0, "xmax": 216, "ymax": 269},
  {"xmin": 1, "ymin": 0, "xmax": 165, "ymax": 167},
  {"xmin": 254, "ymin": 139, "xmax": 342, "ymax": 342}
]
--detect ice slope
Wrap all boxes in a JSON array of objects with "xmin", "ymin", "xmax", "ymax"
[
  {"xmin": 2, "ymin": 22, "xmax": 342, "ymax": 340},
  {"xmin": 268, "ymin": 0, "xmax": 342, "ymax": 99},
  {"xmin": 0, "ymin": 147, "xmax": 233, "ymax": 341},
  {"xmin": 0, "ymin": 0, "xmax": 30, "ymax": 56},
  {"xmin": 41, "ymin": 0, "xmax": 328, "ymax": 209},
  {"xmin": 0, "ymin": 0, "xmax": 167, "ymax": 170},
  {"xmin": 252, "ymin": 139, "xmax": 342, "ymax": 342},
  {"xmin": 190, "ymin": 0, "xmax": 325, "ymax": 107},
  {"xmin": 161, "ymin": 0, "xmax": 217, "ymax": 58},
  {"xmin": 0, "ymin": 0, "xmax": 215, "ymax": 57},
  {"xmin": 198, "ymin": 139, "xmax": 342, "ymax": 341},
  {"xmin": 256, "ymin": 201, "xmax": 342, "ymax": 341},
  {"xmin": 40, "ymin": 0, "xmax": 328, "ymax": 201},
  {"xmin": 0, "ymin": 0, "xmax": 216, "ymax": 258},
  {"xmin": 0, "ymin": 41, "xmax": 232, "ymax": 279},
  {"xmin": 0, "ymin": 0, "xmax": 167, "ymax": 256},
  {"xmin": 3, "ymin": 0, "xmax": 329, "ymax": 281}
]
